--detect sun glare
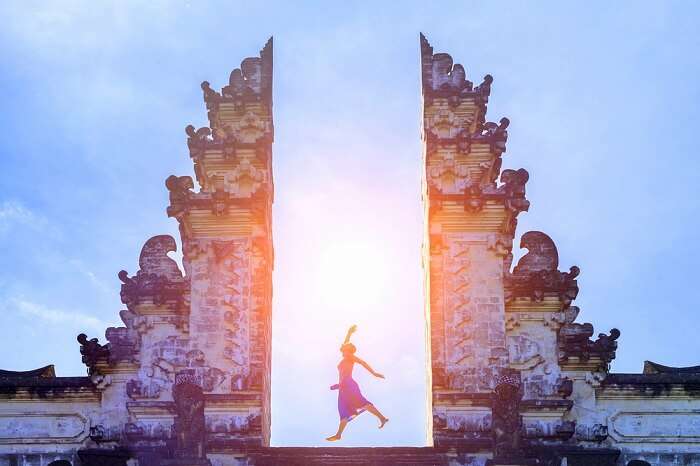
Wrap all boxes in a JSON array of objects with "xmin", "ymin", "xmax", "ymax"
[
  {"xmin": 271, "ymin": 177, "xmax": 426, "ymax": 445},
  {"xmin": 313, "ymin": 239, "xmax": 391, "ymax": 318}
]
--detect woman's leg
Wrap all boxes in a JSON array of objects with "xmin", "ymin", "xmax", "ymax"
[
  {"xmin": 363, "ymin": 404, "xmax": 389, "ymax": 428},
  {"xmin": 326, "ymin": 419, "xmax": 349, "ymax": 441}
]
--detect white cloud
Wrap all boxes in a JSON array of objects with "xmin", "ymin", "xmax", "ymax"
[
  {"xmin": 0, "ymin": 200, "xmax": 47, "ymax": 234},
  {"xmin": 67, "ymin": 259, "xmax": 116, "ymax": 297},
  {"xmin": 0, "ymin": 1, "xmax": 170, "ymax": 55},
  {"xmin": 4, "ymin": 296, "xmax": 111, "ymax": 333}
]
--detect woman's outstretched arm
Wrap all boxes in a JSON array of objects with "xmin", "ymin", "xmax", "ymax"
[
  {"xmin": 353, "ymin": 356, "xmax": 385, "ymax": 379},
  {"xmin": 342, "ymin": 324, "xmax": 357, "ymax": 346}
]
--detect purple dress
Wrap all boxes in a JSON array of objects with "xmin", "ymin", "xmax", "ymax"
[{"xmin": 334, "ymin": 358, "xmax": 371, "ymax": 421}]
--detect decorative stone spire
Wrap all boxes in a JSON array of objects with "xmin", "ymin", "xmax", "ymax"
[
  {"xmin": 421, "ymin": 33, "xmax": 530, "ymax": 448},
  {"xmin": 164, "ymin": 39, "xmax": 274, "ymax": 448}
]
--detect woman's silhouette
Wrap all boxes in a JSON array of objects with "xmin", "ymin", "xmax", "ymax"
[{"xmin": 326, "ymin": 325, "xmax": 389, "ymax": 441}]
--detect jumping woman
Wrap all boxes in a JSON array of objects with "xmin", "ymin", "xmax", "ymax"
[{"xmin": 326, "ymin": 324, "xmax": 389, "ymax": 441}]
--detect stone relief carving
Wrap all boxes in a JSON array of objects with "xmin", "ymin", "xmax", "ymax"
[
  {"xmin": 118, "ymin": 235, "xmax": 187, "ymax": 312},
  {"xmin": 172, "ymin": 376, "xmax": 206, "ymax": 459},
  {"xmin": 426, "ymin": 108, "xmax": 469, "ymax": 139},
  {"xmin": 507, "ymin": 335, "xmax": 544, "ymax": 370},
  {"xmin": 77, "ymin": 334, "xmax": 110, "ymax": 376},
  {"xmin": 165, "ymin": 175, "xmax": 195, "ymax": 219},
  {"xmin": 499, "ymin": 168, "xmax": 530, "ymax": 215},
  {"xmin": 492, "ymin": 373, "xmax": 523, "ymax": 458},
  {"xmin": 575, "ymin": 423, "xmax": 609, "ymax": 442},
  {"xmin": 228, "ymin": 111, "xmax": 271, "ymax": 144},
  {"xmin": 222, "ymin": 159, "xmax": 266, "ymax": 197},
  {"xmin": 609, "ymin": 411, "xmax": 700, "ymax": 443},
  {"xmin": 200, "ymin": 38, "xmax": 272, "ymax": 119},
  {"xmin": 559, "ymin": 324, "xmax": 620, "ymax": 366},
  {"xmin": 505, "ymin": 232, "xmax": 580, "ymax": 307},
  {"xmin": 513, "ymin": 231, "xmax": 558, "ymax": 275},
  {"xmin": 420, "ymin": 33, "xmax": 472, "ymax": 93},
  {"xmin": 138, "ymin": 236, "xmax": 183, "ymax": 281},
  {"xmin": 427, "ymin": 156, "xmax": 470, "ymax": 194},
  {"xmin": 0, "ymin": 413, "xmax": 89, "ymax": 444}
]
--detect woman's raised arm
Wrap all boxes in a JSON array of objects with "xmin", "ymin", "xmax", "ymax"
[
  {"xmin": 353, "ymin": 355, "xmax": 385, "ymax": 379},
  {"xmin": 342, "ymin": 324, "xmax": 357, "ymax": 346}
]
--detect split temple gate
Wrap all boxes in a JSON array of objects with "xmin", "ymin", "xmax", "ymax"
[{"xmin": 1, "ymin": 36, "xmax": 699, "ymax": 466}]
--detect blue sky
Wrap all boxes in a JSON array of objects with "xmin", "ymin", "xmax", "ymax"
[{"xmin": 1, "ymin": 0, "xmax": 699, "ymax": 447}]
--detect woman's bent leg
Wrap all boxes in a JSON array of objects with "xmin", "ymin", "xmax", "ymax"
[{"xmin": 363, "ymin": 404, "xmax": 389, "ymax": 428}]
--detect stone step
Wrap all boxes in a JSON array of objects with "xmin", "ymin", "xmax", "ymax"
[{"xmin": 249, "ymin": 447, "xmax": 453, "ymax": 466}]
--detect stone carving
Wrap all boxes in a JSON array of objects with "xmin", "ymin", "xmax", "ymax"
[
  {"xmin": 0, "ymin": 413, "xmax": 89, "ymax": 444},
  {"xmin": 592, "ymin": 328, "xmax": 621, "ymax": 354},
  {"xmin": 200, "ymin": 80, "xmax": 219, "ymax": 102},
  {"xmin": 487, "ymin": 233, "xmax": 514, "ymax": 272},
  {"xmin": 89, "ymin": 424, "xmax": 106, "ymax": 443},
  {"xmin": 523, "ymin": 419, "xmax": 576, "ymax": 440},
  {"xmin": 172, "ymin": 377, "xmax": 206, "ymax": 459},
  {"xmin": 118, "ymin": 235, "xmax": 187, "ymax": 310},
  {"xmin": 138, "ymin": 235, "xmax": 183, "ymax": 281},
  {"xmin": 427, "ymin": 157, "xmax": 470, "ymax": 194},
  {"xmin": 513, "ymin": 231, "xmax": 558, "ymax": 275},
  {"xmin": 185, "ymin": 125, "xmax": 212, "ymax": 145},
  {"xmin": 609, "ymin": 411, "xmax": 700, "ymax": 443},
  {"xmin": 506, "ymin": 266, "xmax": 580, "ymax": 306},
  {"xmin": 229, "ymin": 111, "xmax": 270, "ymax": 144},
  {"xmin": 223, "ymin": 159, "xmax": 266, "ymax": 197},
  {"xmin": 559, "ymin": 323, "xmax": 620, "ymax": 366},
  {"xmin": 475, "ymin": 74, "xmax": 494, "ymax": 99},
  {"xmin": 420, "ymin": 33, "xmax": 472, "ymax": 93},
  {"xmin": 166, "ymin": 176, "xmax": 195, "ymax": 218},
  {"xmin": 126, "ymin": 379, "xmax": 162, "ymax": 399},
  {"xmin": 439, "ymin": 238, "xmax": 510, "ymax": 393},
  {"xmin": 77, "ymin": 334, "xmax": 110, "ymax": 376},
  {"xmin": 500, "ymin": 168, "xmax": 530, "ymax": 215},
  {"xmin": 463, "ymin": 184, "xmax": 485, "ymax": 213},
  {"xmin": 492, "ymin": 373, "xmax": 523, "ymax": 458},
  {"xmin": 575, "ymin": 423, "xmax": 609, "ymax": 442},
  {"xmin": 479, "ymin": 117, "xmax": 509, "ymax": 152},
  {"xmin": 427, "ymin": 108, "xmax": 468, "ymax": 139},
  {"xmin": 226, "ymin": 62, "xmax": 262, "ymax": 97},
  {"xmin": 90, "ymin": 373, "xmax": 112, "ymax": 390},
  {"xmin": 505, "ymin": 233, "xmax": 579, "ymax": 308},
  {"xmin": 556, "ymin": 377, "xmax": 574, "ymax": 398},
  {"xmin": 185, "ymin": 125, "xmax": 212, "ymax": 161},
  {"xmin": 104, "ymin": 325, "xmax": 137, "ymax": 363},
  {"xmin": 507, "ymin": 335, "xmax": 545, "ymax": 370}
]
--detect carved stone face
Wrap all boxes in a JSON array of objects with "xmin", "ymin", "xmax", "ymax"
[
  {"xmin": 495, "ymin": 383, "xmax": 519, "ymax": 401},
  {"xmin": 173, "ymin": 381, "xmax": 204, "ymax": 410}
]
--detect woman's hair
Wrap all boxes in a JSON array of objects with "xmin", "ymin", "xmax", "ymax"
[{"xmin": 340, "ymin": 343, "xmax": 356, "ymax": 354}]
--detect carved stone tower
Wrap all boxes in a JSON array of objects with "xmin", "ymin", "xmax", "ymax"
[
  {"xmin": 420, "ymin": 34, "xmax": 530, "ymax": 448},
  {"xmin": 166, "ymin": 38, "xmax": 274, "ymax": 447}
]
